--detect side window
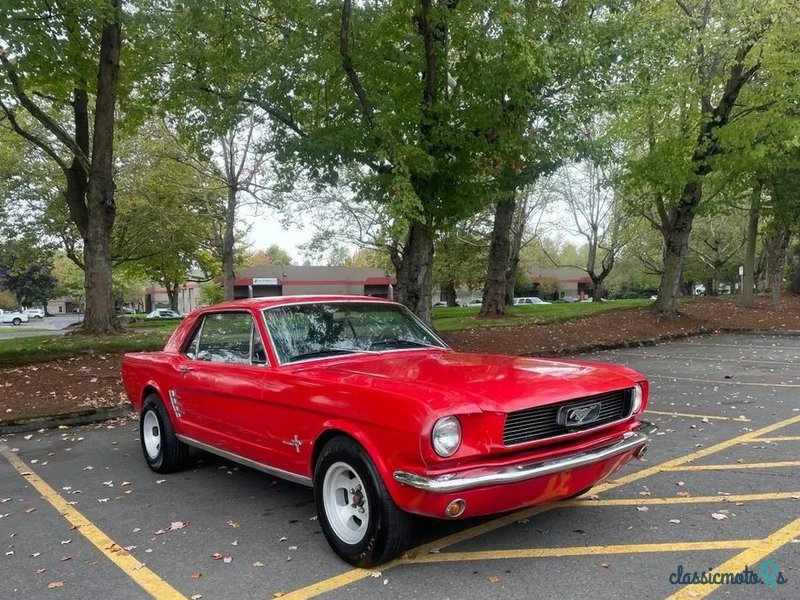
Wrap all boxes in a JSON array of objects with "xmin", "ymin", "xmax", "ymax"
[
  {"xmin": 189, "ymin": 312, "xmax": 262, "ymax": 365},
  {"xmin": 252, "ymin": 323, "xmax": 267, "ymax": 364}
]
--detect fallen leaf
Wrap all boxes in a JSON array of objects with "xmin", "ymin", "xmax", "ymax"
[
  {"xmin": 223, "ymin": 556, "xmax": 232, "ymax": 564},
  {"xmin": 669, "ymin": 519, "xmax": 681, "ymax": 524},
  {"xmin": 60, "ymin": 539, "xmax": 71, "ymax": 545},
  {"xmin": 253, "ymin": 561, "xmax": 265, "ymax": 567},
  {"xmin": 191, "ymin": 573, "xmax": 202, "ymax": 579},
  {"xmin": 369, "ymin": 572, "xmax": 382, "ymax": 578},
  {"xmin": 636, "ymin": 506, "xmax": 649, "ymax": 512},
  {"xmin": 227, "ymin": 520, "xmax": 240, "ymax": 528},
  {"xmin": 711, "ymin": 513, "xmax": 728, "ymax": 520},
  {"xmin": 169, "ymin": 521, "xmax": 187, "ymax": 531},
  {"xmin": 487, "ymin": 575, "xmax": 501, "ymax": 584},
  {"xmin": 211, "ymin": 553, "xmax": 223, "ymax": 560},
  {"xmin": 600, "ymin": 563, "xmax": 610, "ymax": 568},
  {"xmin": 47, "ymin": 581, "xmax": 64, "ymax": 589}
]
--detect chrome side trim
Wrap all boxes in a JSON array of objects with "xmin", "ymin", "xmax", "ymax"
[
  {"xmin": 176, "ymin": 435, "xmax": 312, "ymax": 487},
  {"xmin": 393, "ymin": 422, "xmax": 658, "ymax": 493}
]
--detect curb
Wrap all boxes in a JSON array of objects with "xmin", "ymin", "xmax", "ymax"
[{"xmin": 0, "ymin": 406, "xmax": 132, "ymax": 434}]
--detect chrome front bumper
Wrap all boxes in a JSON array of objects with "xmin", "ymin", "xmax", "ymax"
[{"xmin": 393, "ymin": 421, "xmax": 657, "ymax": 493}]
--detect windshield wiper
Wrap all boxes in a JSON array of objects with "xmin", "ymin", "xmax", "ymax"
[
  {"xmin": 369, "ymin": 339, "xmax": 443, "ymax": 351},
  {"xmin": 286, "ymin": 348, "xmax": 358, "ymax": 363}
]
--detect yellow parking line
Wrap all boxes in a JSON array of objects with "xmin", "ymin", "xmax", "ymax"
[
  {"xmin": 568, "ymin": 491, "xmax": 800, "ymax": 507},
  {"xmin": 281, "ymin": 413, "xmax": 800, "ymax": 600},
  {"xmin": 665, "ymin": 516, "xmax": 800, "ymax": 600},
  {"xmin": 408, "ymin": 540, "xmax": 757, "ymax": 564},
  {"xmin": 746, "ymin": 436, "xmax": 800, "ymax": 443},
  {"xmin": 667, "ymin": 461, "xmax": 800, "ymax": 472},
  {"xmin": 649, "ymin": 375, "xmax": 800, "ymax": 388},
  {"xmin": 0, "ymin": 445, "xmax": 186, "ymax": 600},
  {"xmin": 647, "ymin": 410, "xmax": 750, "ymax": 422}
]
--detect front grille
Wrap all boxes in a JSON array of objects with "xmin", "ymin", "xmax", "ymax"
[{"xmin": 503, "ymin": 388, "xmax": 633, "ymax": 446}]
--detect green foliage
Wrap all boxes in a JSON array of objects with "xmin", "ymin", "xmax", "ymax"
[
  {"xmin": 0, "ymin": 289, "xmax": 18, "ymax": 310},
  {"xmin": 199, "ymin": 282, "xmax": 225, "ymax": 306},
  {"xmin": 51, "ymin": 254, "xmax": 84, "ymax": 301},
  {"xmin": 243, "ymin": 245, "xmax": 294, "ymax": 267}
]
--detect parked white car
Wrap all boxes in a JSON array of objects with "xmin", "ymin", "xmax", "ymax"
[
  {"xmin": 0, "ymin": 309, "xmax": 30, "ymax": 326},
  {"xmin": 145, "ymin": 308, "xmax": 184, "ymax": 320},
  {"xmin": 467, "ymin": 299, "xmax": 483, "ymax": 307},
  {"xmin": 513, "ymin": 297, "xmax": 551, "ymax": 306},
  {"xmin": 24, "ymin": 308, "xmax": 45, "ymax": 319}
]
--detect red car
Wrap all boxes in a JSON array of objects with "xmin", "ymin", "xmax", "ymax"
[{"xmin": 122, "ymin": 296, "xmax": 655, "ymax": 566}]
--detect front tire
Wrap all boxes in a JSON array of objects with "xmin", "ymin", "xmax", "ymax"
[
  {"xmin": 314, "ymin": 437, "xmax": 412, "ymax": 567},
  {"xmin": 139, "ymin": 394, "xmax": 189, "ymax": 473}
]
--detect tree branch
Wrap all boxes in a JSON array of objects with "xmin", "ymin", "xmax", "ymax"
[
  {"xmin": 339, "ymin": 0, "xmax": 377, "ymax": 131},
  {"xmin": 0, "ymin": 53, "xmax": 91, "ymax": 171},
  {"xmin": 0, "ymin": 100, "xmax": 70, "ymax": 172}
]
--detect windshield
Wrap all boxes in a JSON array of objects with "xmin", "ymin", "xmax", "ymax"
[{"xmin": 263, "ymin": 302, "xmax": 447, "ymax": 364}]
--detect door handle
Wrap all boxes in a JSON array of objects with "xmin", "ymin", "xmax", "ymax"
[{"xmin": 178, "ymin": 365, "xmax": 193, "ymax": 374}]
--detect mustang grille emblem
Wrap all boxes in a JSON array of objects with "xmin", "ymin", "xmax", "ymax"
[{"xmin": 558, "ymin": 402, "xmax": 602, "ymax": 427}]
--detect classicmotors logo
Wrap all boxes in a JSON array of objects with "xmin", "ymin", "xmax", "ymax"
[{"xmin": 669, "ymin": 561, "xmax": 788, "ymax": 590}]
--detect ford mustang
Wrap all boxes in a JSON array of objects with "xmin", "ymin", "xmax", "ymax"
[{"xmin": 121, "ymin": 296, "xmax": 655, "ymax": 566}]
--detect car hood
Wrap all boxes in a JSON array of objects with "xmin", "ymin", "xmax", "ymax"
[{"xmin": 307, "ymin": 350, "xmax": 643, "ymax": 414}]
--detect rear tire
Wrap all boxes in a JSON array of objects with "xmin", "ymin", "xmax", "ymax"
[
  {"xmin": 139, "ymin": 394, "xmax": 189, "ymax": 473},
  {"xmin": 12, "ymin": 318, "xmax": 21, "ymax": 326},
  {"xmin": 314, "ymin": 437, "xmax": 412, "ymax": 567}
]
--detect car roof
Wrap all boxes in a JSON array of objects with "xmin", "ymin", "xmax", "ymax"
[{"xmin": 198, "ymin": 295, "xmax": 397, "ymax": 312}]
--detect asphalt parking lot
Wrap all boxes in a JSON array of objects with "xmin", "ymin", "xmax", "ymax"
[{"xmin": 1, "ymin": 332, "xmax": 798, "ymax": 599}]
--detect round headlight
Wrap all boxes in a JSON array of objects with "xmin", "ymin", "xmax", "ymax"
[
  {"xmin": 632, "ymin": 383, "xmax": 644, "ymax": 414},
  {"xmin": 432, "ymin": 416, "xmax": 461, "ymax": 457}
]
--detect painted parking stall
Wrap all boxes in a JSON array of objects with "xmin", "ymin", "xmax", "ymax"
[{"xmin": 0, "ymin": 333, "xmax": 798, "ymax": 599}]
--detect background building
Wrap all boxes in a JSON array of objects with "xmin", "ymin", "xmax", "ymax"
[
  {"xmin": 527, "ymin": 267, "xmax": 593, "ymax": 300},
  {"xmin": 229, "ymin": 266, "xmax": 394, "ymax": 300}
]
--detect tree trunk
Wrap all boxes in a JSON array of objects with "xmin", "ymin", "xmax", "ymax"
[
  {"xmin": 654, "ymin": 183, "xmax": 699, "ymax": 316},
  {"xmin": 480, "ymin": 194, "xmax": 516, "ymax": 316},
  {"xmin": 441, "ymin": 281, "xmax": 457, "ymax": 307},
  {"xmin": 765, "ymin": 228, "xmax": 790, "ymax": 311},
  {"xmin": 166, "ymin": 283, "xmax": 179, "ymax": 312},
  {"xmin": 740, "ymin": 185, "xmax": 761, "ymax": 306},
  {"xmin": 395, "ymin": 220, "xmax": 434, "ymax": 322},
  {"xmin": 222, "ymin": 186, "xmax": 237, "ymax": 301},
  {"xmin": 592, "ymin": 278, "xmax": 604, "ymax": 302},
  {"xmin": 505, "ymin": 200, "xmax": 525, "ymax": 305},
  {"xmin": 82, "ymin": 1, "xmax": 121, "ymax": 335}
]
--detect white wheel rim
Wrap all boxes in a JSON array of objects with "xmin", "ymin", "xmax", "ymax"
[
  {"xmin": 143, "ymin": 410, "xmax": 161, "ymax": 460},
  {"xmin": 322, "ymin": 462, "xmax": 370, "ymax": 545}
]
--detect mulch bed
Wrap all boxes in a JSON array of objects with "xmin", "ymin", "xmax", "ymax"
[{"xmin": 1, "ymin": 295, "xmax": 799, "ymax": 424}]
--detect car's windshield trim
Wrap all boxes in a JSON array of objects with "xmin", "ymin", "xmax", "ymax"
[{"xmin": 260, "ymin": 300, "xmax": 450, "ymax": 366}]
